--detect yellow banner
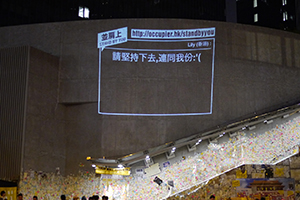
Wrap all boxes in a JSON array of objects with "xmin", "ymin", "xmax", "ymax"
[
  {"xmin": 274, "ymin": 167, "xmax": 284, "ymax": 177},
  {"xmin": 277, "ymin": 190, "xmax": 284, "ymax": 195},
  {"xmin": 252, "ymin": 172, "xmax": 265, "ymax": 178},
  {"xmin": 236, "ymin": 170, "xmax": 247, "ymax": 178},
  {"xmin": 287, "ymin": 190, "xmax": 294, "ymax": 196},
  {"xmin": 95, "ymin": 167, "xmax": 130, "ymax": 176},
  {"xmin": 232, "ymin": 180, "xmax": 240, "ymax": 187},
  {"xmin": 0, "ymin": 187, "xmax": 17, "ymax": 200}
]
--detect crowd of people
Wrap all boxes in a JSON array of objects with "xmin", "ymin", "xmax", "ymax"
[
  {"xmin": 0, "ymin": 192, "xmax": 109, "ymax": 200},
  {"xmin": 61, "ymin": 194, "xmax": 108, "ymax": 200},
  {"xmin": 0, "ymin": 190, "xmax": 271, "ymax": 200}
]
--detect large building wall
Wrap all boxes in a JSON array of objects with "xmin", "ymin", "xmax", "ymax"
[
  {"xmin": 0, "ymin": 19, "xmax": 300, "ymax": 175},
  {"xmin": 23, "ymin": 47, "xmax": 65, "ymax": 174},
  {"xmin": 0, "ymin": 46, "xmax": 64, "ymax": 179},
  {"xmin": 0, "ymin": 46, "xmax": 29, "ymax": 180}
]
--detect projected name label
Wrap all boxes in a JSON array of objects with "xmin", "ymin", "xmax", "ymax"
[{"xmin": 98, "ymin": 27, "xmax": 215, "ymax": 116}]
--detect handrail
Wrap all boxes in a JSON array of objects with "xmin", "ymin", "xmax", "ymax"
[{"xmin": 87, "ymin": 102, "xmax": 300, "ymax": 168}]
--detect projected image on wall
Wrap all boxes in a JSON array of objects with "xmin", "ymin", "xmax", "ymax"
[{"xmin": 98, "ymin": 27, "xmax": 215, "ymax": 116}]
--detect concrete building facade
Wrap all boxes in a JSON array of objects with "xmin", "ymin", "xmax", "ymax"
[{"xmin": 1, "ymin": 19, "xmax": 300, "ymax": 180}]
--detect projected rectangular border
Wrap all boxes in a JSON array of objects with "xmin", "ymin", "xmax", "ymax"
[{"xmin": 98, "ymin": 38, "xmax": 215, "ymax": 116}]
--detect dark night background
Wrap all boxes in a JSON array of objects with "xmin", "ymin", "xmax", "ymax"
[{"xmin": 0, "ymin": 0, "xmax": 299, "ymax": 32}]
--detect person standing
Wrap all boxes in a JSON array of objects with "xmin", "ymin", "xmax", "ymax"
[
  {"xmin": 17, "ymin": 194, "xmax": 23, "ymax": 200},
  {"xmin": 0, "ymin": 191, "xmax": 6, "ymax": 200},
  {"xmin": 93, "ymin": 195, "xmax": 99, "ymax": 200}
]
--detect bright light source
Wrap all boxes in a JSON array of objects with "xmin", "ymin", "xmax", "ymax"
[
  {"xmin": 195, "ymin": 139, "xmax": 202, "ymax": 145},
  {"xmin": 283, "ymin": 11, "xmax": 288, "ymax": 21},
  {"xmin": 171, "ymin": 147, "xmax": 176, "ymax": 153},
  {"xmin": 92, "ymin": 164, "xmax": 96, "ymax": 168},
  {"xmin": 144, "ymin": 155, "xmax": 154, "ymax": 165},
  {"xmin": 253, "ymin": 0, "xmax": 257, "ymax": 7},
  {"xmin": 118, "ymin": 164, "xmax": 124, "ymax": 168},
  {"xmin": 79, "ymin": 6, "xmax": 90, "ymax": 18},
  {"xmin": 282, "ymin": 0, "xmax": 287, "ymax": 5},
  {"xmin": 264, "ymin": 120, "xmax": 273, "ymax": 124},
  {"xmin": 254, "ymin": 13, "xmax": 258, "ymax": 22},
  {"xmin": 145, "ymin": 155, "xmax": 151, "ymax": 163}
]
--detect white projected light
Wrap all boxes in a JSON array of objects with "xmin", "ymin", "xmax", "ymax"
[{"xmin": 97, "ymin": 27, "xmax": 216, "ymax": 116}]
